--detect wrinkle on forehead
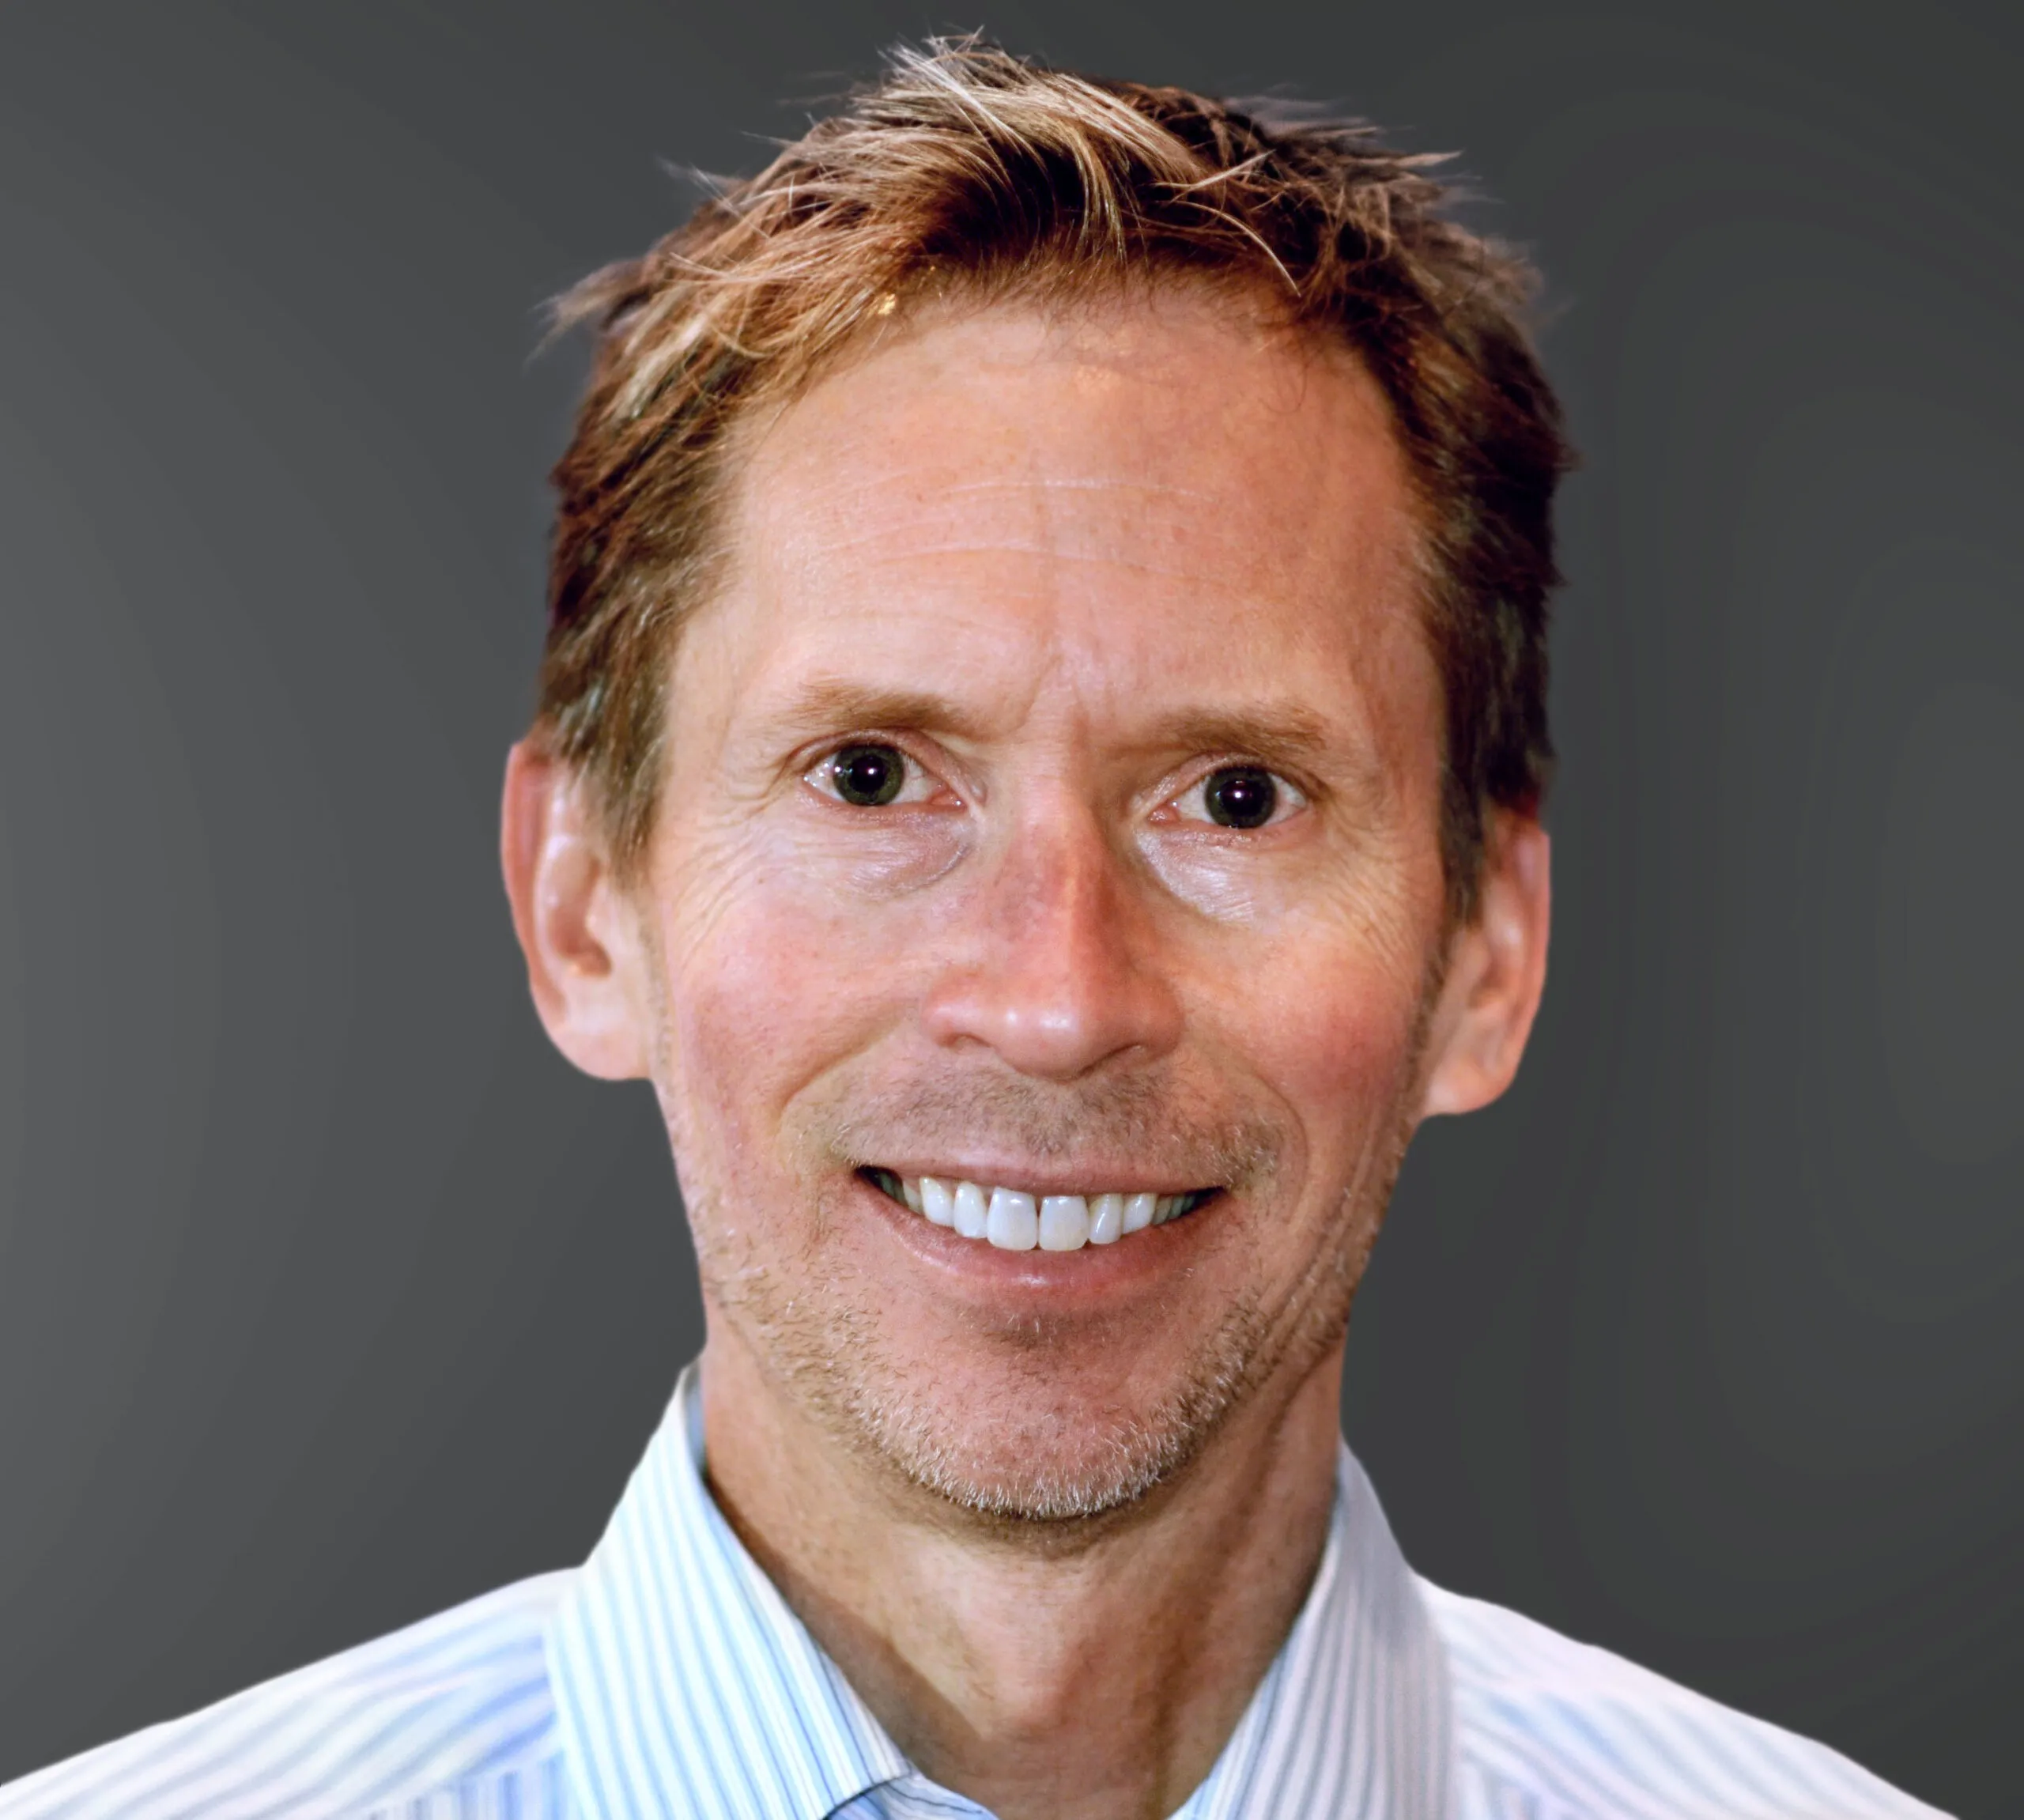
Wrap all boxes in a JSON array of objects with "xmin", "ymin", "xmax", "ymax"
[
  {"xmin": 784, "ymin": 538, "xmax": 1247, "ymax": 591},
  {"xmin": 727, "ymin": 289, "xmax": 1409, "ymax": 572},
  {"xmin": 684, "ymin": 288, "xmax": 1437, "ymax": 784}
]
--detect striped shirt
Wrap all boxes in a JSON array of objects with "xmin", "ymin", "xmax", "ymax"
[{"xmin": 0, "ymin": 1365, "xmax": 1948, "ymax": 1820}]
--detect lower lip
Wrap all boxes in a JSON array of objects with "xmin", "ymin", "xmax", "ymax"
[{"xmin": 851, "ymin": 1174, "xmax": 1217, "ymax": 1306}]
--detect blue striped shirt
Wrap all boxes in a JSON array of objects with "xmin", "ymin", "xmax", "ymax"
[{"xmin": 0, "ymin": 1365, "xmax": 1948, "ymax": 1819}]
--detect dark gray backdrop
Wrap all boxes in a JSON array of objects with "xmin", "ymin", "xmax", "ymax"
[{"xmin": 1, "ymin": 2, "xmax": 2017, "ymax": 1814}]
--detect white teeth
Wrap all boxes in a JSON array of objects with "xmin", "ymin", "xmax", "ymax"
[
  {"xmin": 884, "ymin": 1175, "xmax": 1204, "ymax": 1248},
  {"xmin": 952, "ymin": 1180, "xmax": 989, "ymax": 1240},
  {"xmin": 1039, "ymin": 1195, "xmax": 1089, "ymax": 1251},
  {"xmin": 986, "ymin": 1187, "xmax": 1038, "ymax": 1251}
]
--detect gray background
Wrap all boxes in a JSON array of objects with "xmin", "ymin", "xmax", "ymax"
[{"xmin": 0, "ymin": 2, "xmax": 2017, "ymax": 1813}]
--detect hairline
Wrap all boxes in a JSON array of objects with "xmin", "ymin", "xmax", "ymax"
[{"xmin": 568, "ymin": 269, "xmax": 1488, "ymax": 919}]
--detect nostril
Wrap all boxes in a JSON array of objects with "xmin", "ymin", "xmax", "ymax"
[{"xmin": 920, "ymin": 962, "xmax": 1184, "ymax": 1082}]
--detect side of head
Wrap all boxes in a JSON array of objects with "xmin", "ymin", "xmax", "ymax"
[{"xmin": 500, "ymin": 40, "xmax": 1569, "ymax": 1523}]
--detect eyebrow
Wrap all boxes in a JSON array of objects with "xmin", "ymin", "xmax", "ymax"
[
  {"xmin": 1148, "ymin": 704, "xmax": 1337, "ymax": 776},
  {"xmin": 762, "ymin": 679, "xmax": 1375, "ymax": 803},
  {"xmin": 768, "ymin": 681, "xmax": 1339, "ymax": 761},
  {"xmin": 764, "ymin": 678, "xmax": 995, "ymax": 744}
]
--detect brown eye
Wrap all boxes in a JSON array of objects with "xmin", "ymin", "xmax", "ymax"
[
  {"xmin": 1202, "ymin": 765, "xmax": 1277, "ymax": 829},
  {"xmin": 830, "ymin": 744, "xmax": 907, "ymax": 806}
]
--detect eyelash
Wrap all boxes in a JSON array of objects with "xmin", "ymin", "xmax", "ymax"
[
  {"xmin": 804, "ymin": 741, "xmax": 946, "ymax": 806},
  {"xmin": 1169, "ymin": 765, "xmax": 1307, "ymax": 829},
  {"xmin": 803, "ymin": 741, "xmax": 1308, "ymax": 828}
]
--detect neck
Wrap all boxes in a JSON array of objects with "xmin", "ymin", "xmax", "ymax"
[{"xmin": 699, "ymin": 1333, "xmax": 1346, "ymax": 1820}]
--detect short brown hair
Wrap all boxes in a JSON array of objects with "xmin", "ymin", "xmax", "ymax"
[{"xmin": 539, "ymin": 38, "xmax": 1572, "ymax": 920}]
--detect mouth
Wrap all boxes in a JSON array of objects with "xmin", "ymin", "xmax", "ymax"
[{"xmin": 857, "ymin": 1168, "xmax": 1222, "ymax": 1252}]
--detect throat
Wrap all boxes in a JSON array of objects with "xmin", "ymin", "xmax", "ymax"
[{"xmin": 695, "ymin": 1322, "xmax": 1348, "ymax": 1820}]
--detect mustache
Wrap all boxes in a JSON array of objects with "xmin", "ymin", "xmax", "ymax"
[{"xmin": 807, "ymin": 1067, "xmax": 1285, "ymax": 1191}]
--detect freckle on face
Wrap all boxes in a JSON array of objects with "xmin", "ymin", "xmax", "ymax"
[{"xmin": 644, "ymin": 291, "xmax": 1452, "ymax": 1520}]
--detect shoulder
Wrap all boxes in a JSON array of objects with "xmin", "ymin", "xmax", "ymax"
[
  {"xmin": 1421, "ymin": 1581, "xmax": 1954, "ymax": 1820},
  {"xmin": 0, "ymin": 1571, "xmax": 576, "ymax": 1820}
]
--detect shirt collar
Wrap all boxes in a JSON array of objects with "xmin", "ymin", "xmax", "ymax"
[
  {"xmin": 1180, "ymin": 1442, "xmax": 1453, "ymax": 1820},
  {"xmin": 546, "ymin": 1364, "xmax": 910, "ymax": 1820},
  {"xmin": 546, "ymin": 1362, "xmax": 1452, "ymax": 1820}
]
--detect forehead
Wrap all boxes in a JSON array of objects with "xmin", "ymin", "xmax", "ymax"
[{"xmin": 685, "ymin": 289, "xmax": 1433, "ymax": 749}]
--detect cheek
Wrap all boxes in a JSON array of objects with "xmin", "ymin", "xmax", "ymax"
[
  {"xmin": 1199, "ymin": 901, "xmax": 1437, "ymax": 1169},
  {"xmin": 650, "ymin": 833, "xmax": 917, "ymax": 1172},
  {"xmin": 1279, "ymin": 963, "xmax": 1423, "ymax": 1108}
]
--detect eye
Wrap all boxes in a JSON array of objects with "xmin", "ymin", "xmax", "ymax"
[
  {"xmin": 1172, "ymin": 764, "xmax": 1301, "ymax": 830},
  {"xmin": 810, "ymin": 742, "xmax": 936, "ymax": 807}
]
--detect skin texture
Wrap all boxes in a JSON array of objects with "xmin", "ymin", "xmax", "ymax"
[{"xmin": 501, "ymin": 289, "xmax": 1551, "ymax": 1820}]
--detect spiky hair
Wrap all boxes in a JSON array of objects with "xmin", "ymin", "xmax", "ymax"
[{"xmin": 538, "ymin": 37, "xmax": 1571, "ymax": 919}]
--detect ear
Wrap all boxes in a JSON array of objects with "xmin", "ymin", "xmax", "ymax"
[
  {"xmin": 499, "ymin": 738, "xmax": 655, "ymax": 1081},
  {"xmin": 1418, "ymin": 812, "xmax": 1552, "ymax": 1118}
]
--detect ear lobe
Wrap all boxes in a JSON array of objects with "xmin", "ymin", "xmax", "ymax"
[
  {"xmin": 1418, "ymin": 814, "xmax": 1551, "ymax": 1119},
  {"xmin": 500, "ymin": 738, "xmax": 654, "ymax": 1082}
]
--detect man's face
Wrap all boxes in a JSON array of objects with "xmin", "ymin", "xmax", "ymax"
[{"xmin": 631, "ymin": 291, "xmax": 1454, "ymax": 1518}]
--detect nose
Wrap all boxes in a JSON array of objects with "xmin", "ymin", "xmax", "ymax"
[{"xmin": 922, "ymin": 796, "xmax": 1184, "ymax": 1081}]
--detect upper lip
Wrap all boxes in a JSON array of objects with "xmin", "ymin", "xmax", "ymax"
[{"xmin": 859, "ymin": 1159, "xmax": 1218, "ymax": 1196}]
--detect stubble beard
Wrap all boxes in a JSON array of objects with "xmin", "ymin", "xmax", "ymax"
[
  {"xmin": 808, "ymin": 1279, "xmax": 1278, "ymax": 1525},
  {"xmin": 677, "ymin": 1066, "xmax": 1425, "ymax": 1531},
  {"xmin": 649, "ymin": 921, "xmax": 1444, "ymax": 1531}
]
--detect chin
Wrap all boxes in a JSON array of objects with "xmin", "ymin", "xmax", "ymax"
[{"xmin": 829, "ymin": 1301, "xmax": 1272, "ymax": 1526}]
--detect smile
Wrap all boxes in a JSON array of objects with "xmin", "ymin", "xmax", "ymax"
[{"xmin": 859, "ymin": 1169, "xmax": 1219, "ymax": 1251}]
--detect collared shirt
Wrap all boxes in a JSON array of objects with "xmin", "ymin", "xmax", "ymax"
[{"xmin": 0, "ymin": 1365, "xmax": 1947, "ymax": 1820}]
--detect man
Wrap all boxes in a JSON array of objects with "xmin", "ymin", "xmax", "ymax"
[{"xmin": 0, "ymin": 38, "xmax": 1947, "ymax": 1820}]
